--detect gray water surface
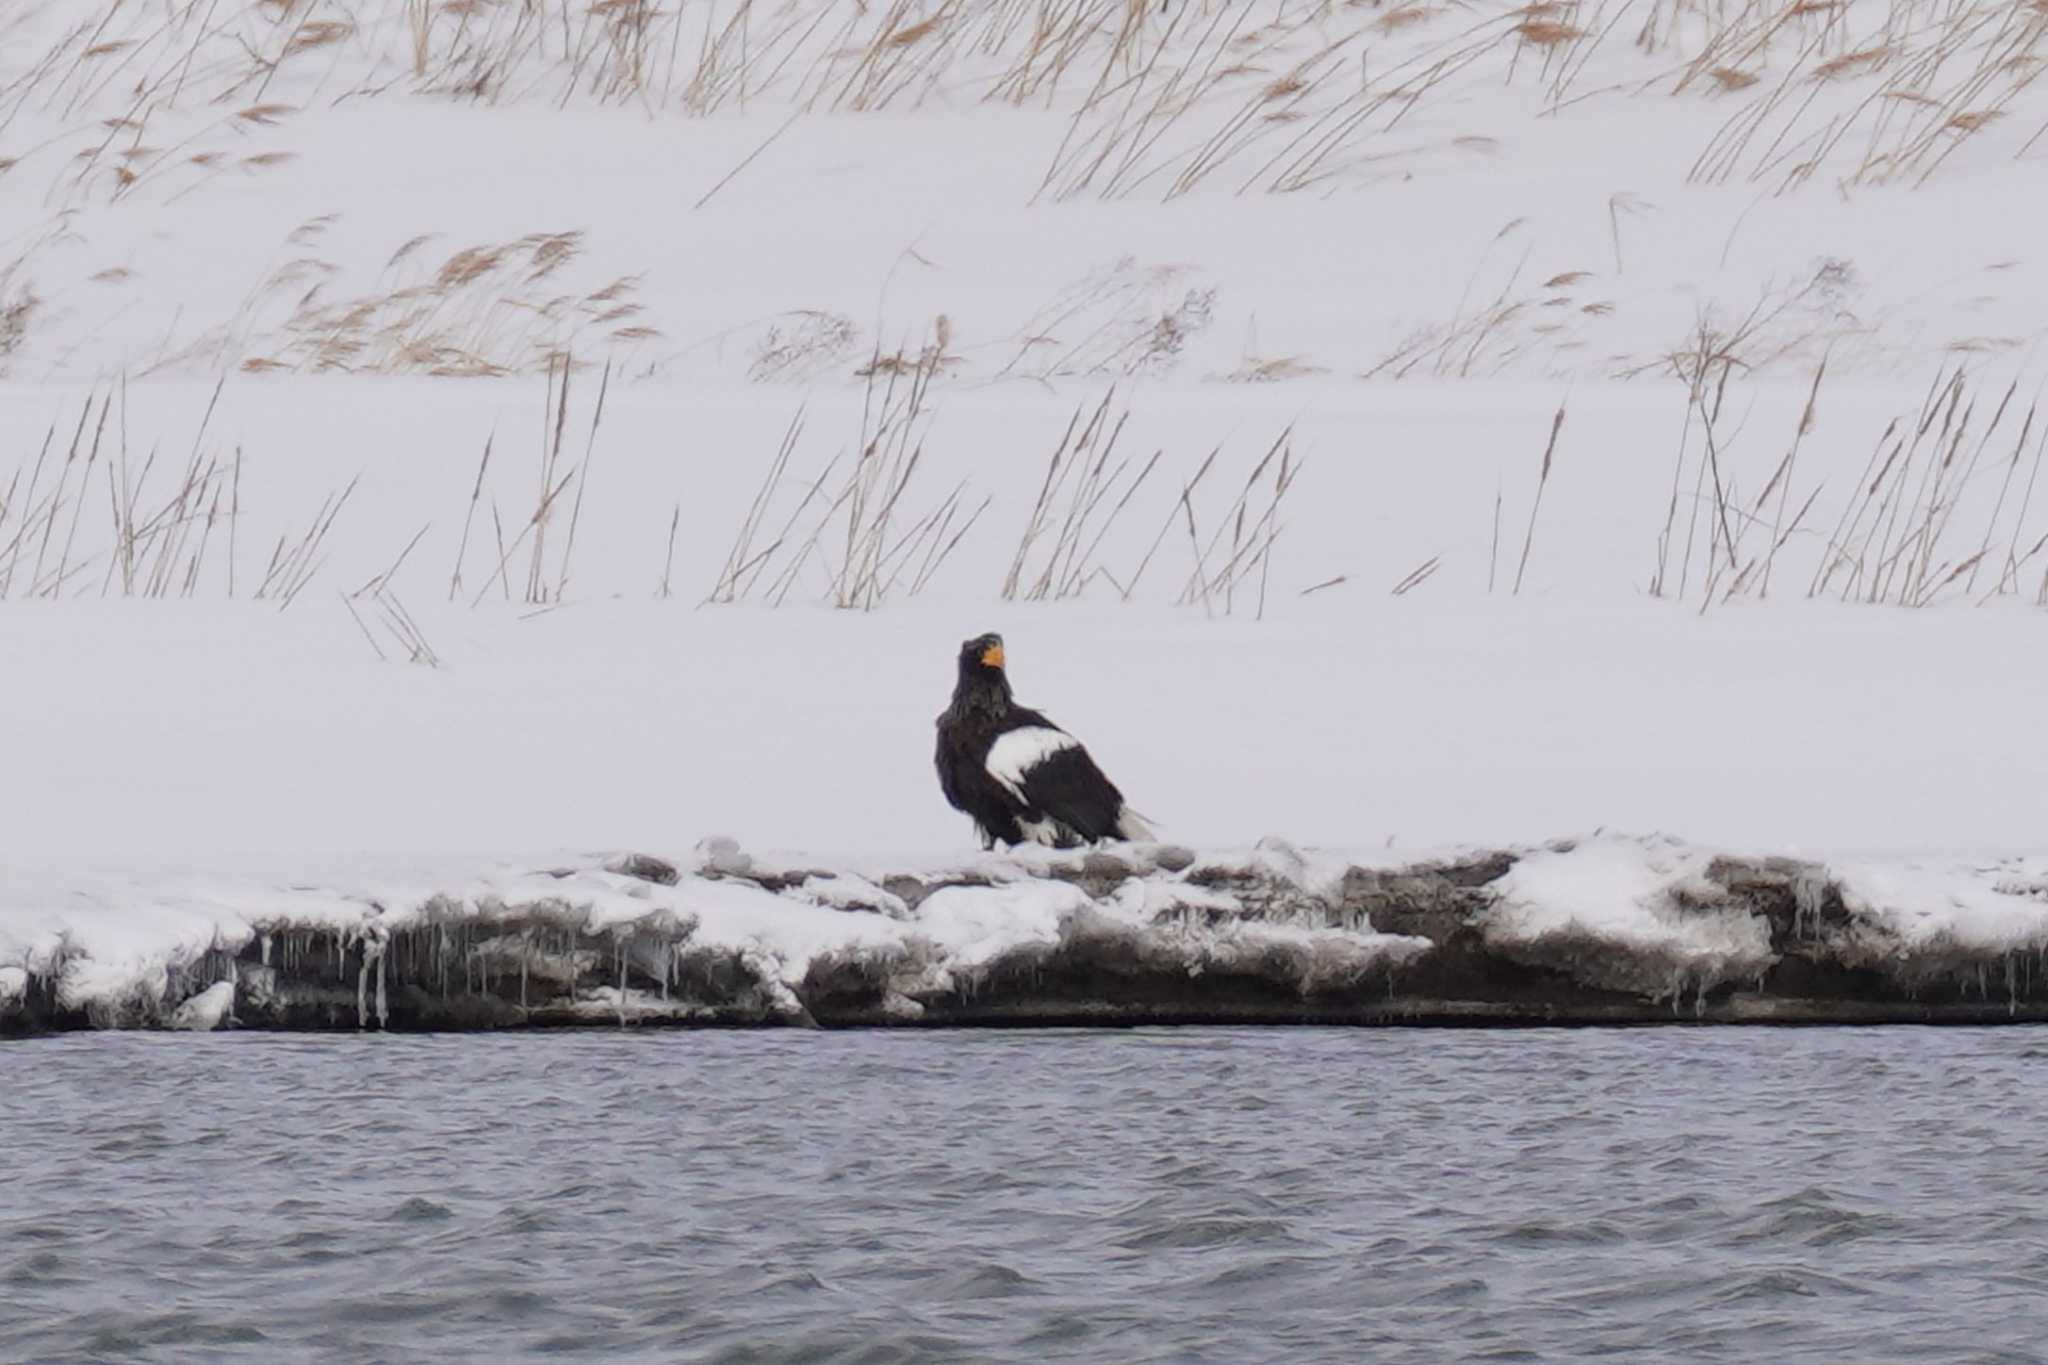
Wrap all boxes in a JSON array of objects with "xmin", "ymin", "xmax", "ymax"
[{"xmin": 2, "ymin": 1028, "xmax": 2043, "ymax": 1363}]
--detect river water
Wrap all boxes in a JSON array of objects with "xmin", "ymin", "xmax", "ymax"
[{"xmin": 2, "ymin": 1028, "xmax": 2042, "ymax": 1363}]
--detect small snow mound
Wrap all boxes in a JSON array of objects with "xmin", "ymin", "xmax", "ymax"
[
  {"xmin": 1836, "ymin": 858, "xmax": 2048, "ymax": 953},
  {"xmin": 170, "ymin": 980, "xmax": 236, "ymax": 1031},
  {"xmin": 794, "ymin": 874, "xmax": 911, "ymax": 920},
  {"xmin": 696, "ymin": 836, "xmax": 753, "ymax": 876},
  {"xmin": 1486, "ymin": 834, "xmax": 1777, "ymax": 999}
]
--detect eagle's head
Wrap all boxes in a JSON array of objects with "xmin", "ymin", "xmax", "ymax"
[{"xmin": 958, "ymin": 631, "xmax": 1005, "ymax": 679}]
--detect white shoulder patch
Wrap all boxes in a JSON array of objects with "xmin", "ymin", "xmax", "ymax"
[{"xmin": 986, "ymin": 726, "xmax": 1079, "ymax": 802}]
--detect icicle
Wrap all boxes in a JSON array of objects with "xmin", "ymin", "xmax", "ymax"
[
  {"xmin": 375, "ymin": 946, "xmax": 388, "ymax": 1029},
  {"xmin": 615, "ymin": 937, "xmax": 627, "ymax": 1028},
  {"xmin": 1793, "ymin": 870, "xmax": 1826, "ymax": 942},
  {"xmin": 260, "ymin": 934, "xmax": 271, "ymax": 967},
  {"xmin": 356, "ymin": 953, "xmax": 369, "ymax": 1030}
]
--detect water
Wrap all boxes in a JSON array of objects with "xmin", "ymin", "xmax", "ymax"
[{"xmin": 2, "ymin": 1028, "xmax": 2044, "ymax": 1364}]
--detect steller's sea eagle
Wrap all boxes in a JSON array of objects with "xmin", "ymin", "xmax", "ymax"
[{"xmin": 934, "ymin": 631, "xmax": 1154, "ymax": 851}]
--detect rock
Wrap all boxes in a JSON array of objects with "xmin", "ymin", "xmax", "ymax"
[
  {"xmin": 608, "ymin": 852, "xmax": 680, "ymax": 886},
  {"xmin": 1082, "ymin": 850, "xmax": 1134, "ymax": 880}
]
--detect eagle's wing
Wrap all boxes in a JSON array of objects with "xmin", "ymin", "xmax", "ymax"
[
  {"xmin": 934, "ymin": 712, "xmax": 970, "ymax": 815},
  {"xmin": 986, "ymin": 715, "xmax": 1126, "ymax": 843}
]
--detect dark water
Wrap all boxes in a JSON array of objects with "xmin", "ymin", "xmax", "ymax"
[{"xmin": 2, "ymin": 1028, "xmax": 2045, "ymax": 1364}]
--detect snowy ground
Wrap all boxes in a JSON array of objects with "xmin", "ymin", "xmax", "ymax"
[{"xmin": 4, "ymin": 0, "xmax": 2048, "ymax": 1022}]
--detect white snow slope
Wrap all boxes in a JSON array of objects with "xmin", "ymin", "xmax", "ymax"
[{"xmin": 5, "ymin": 0, "xmax": 2048, "ymax": 1019}]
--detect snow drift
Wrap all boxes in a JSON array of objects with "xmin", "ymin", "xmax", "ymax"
[{"xmin": 9, "ymin": 833, "xmax": 2048, "ymax": 1035}]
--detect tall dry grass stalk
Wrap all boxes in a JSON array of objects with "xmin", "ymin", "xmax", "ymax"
[
  {"xmin": 1512, "ymin": 403, "xmax": 1566, "ymax": 595},
  {"xmin": 346, "ymin": 524, "xmax": 439, "ymax": 665},
  {"xmin": 996, "ymin": 260, "xmax": 1217, "ymax": 382},
  {"xmin": 0, "ymin": 270, "xmax": 37, "ymax": 374},
  {"xmin": 1171, "ymin": 428, "xmax": 1300, "ymax": 621},
  {"xmin": 704, "ymin": 354, "xmax": 1306, "ymax": 613},
  {"xmin": 463, "ymin": 352, "xmax": 611, "ymax": 608},
  {"xmin": 1643, "ymin": 345, "xmax": 2048, "ymax": 613},
  {"xmin": 1001, "ymin": 388, "xmax": 1162, "ymax": 602},
  {"xmin": 16, "ymin": 0, "xmax": 2027, "ymax": 231},
  {"xmin": 0, "ymin": 377, "xmax": 346, "ymax": 608},
  {"xmin": 705, "ymin": 322, "xmax": 984, "ymax": 610}
]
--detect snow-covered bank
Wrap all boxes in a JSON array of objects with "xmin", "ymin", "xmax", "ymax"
[
  {"xmin": 9, "ymin": 833, "xmax": 2048, "ymax": 1035},
  {"xmin": 4, "ymin": 0, "xmax": 2045, "ymax": 1010}
]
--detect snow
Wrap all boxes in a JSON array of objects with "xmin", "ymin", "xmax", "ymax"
[
  {"xmin": 1486, "ymin": 834, "xmax": 1783, "ymax": 996},
  {"xmin": 1490, "ymin": 835, "xmax": 1776, "ymax": 965},
  {"xmin": 0, "ymin": 839, "xmax": 1434, "ymax": 1020},
  {"xmin": 6, "ymin": 833, "xmax": 2048, "ymax": 1023},
  {"xmin": 1835, "ymin": 857, "xmax": 2048, "ymax": 954},
  {"xmin": 169, "ymin": 980, "xmax": 236, "ymax": 1031},
  {"xmin": 3, "ymin": 0, "xmax": 2047, "ymax": 1025},
  {"xmin": 914, "ymin": 878, "xmax": 1096, "ymax": 971}
]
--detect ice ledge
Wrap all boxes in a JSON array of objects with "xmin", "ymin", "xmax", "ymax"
[{"xmin": 7, "ymin": 833, "xmax": 2048, "ymax": 1034}]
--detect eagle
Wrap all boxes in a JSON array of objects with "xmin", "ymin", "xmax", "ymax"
[{"xmin": 934, "ymin": 632, "xmax": 1154, "ymax": 850}]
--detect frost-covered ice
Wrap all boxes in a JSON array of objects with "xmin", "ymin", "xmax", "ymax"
[
  {"xmin": 9, "ymin": 834, "xmax": 2048, "ymax": 1030},
  {"xmin": 0, "ymin": 838, "xmax": 1428, "ymax": 1025}
]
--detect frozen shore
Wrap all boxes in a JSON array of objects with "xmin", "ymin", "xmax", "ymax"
[{"xmin": 9, "ymin": 834, "xmax": 2048, "ymax": 1035}]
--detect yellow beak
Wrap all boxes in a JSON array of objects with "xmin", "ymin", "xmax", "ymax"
[{"xmin": 981, "ymin": 643, "xmax": 1005, "ymax": 668}]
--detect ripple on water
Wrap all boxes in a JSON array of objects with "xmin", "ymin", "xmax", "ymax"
[
  {"xmin": 1703, "ymin": 1264, "xmax": 1874, "ymax": 1305},
  {"xmin": 1730, "ymin": 1186, "xmax": 1907, "ymax": 1248},
  {"xmin": 383, "ymin": 1196, "xmax": 455, "ymax": 1222},
  {"xmin": 1114, "ymin": 1214, "xmax": 1306, "ymax": 1252},
  {"xmin": 932, "ymin": 1262, "xmax": 1044, "ymax": 1301},
  {"xmin": 4, "ymin": 1249, "xmax": 72, "ymax": 1284},
  {"xmin": 1, "ymin": 1028, "xmax": 2043, "ymax": 1363},
  {"xmin": 1484, "ymin": 1217, "xmax": 1628, "ymax": 1248}
]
